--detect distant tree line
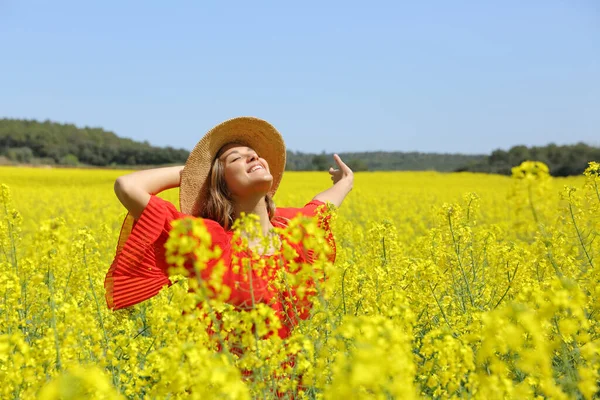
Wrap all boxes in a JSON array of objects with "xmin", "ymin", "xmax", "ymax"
[
  {"xmin": 0, "ymin": 119, "xmax": 597, "ymax": 176},
  {"xmin": 286, "ymin": 151, "xmax": 487, "ymax": 172},
  {"xmin": 456, "ymin": 143, "xmax": 600, "ymax": 176},
  {"xmin": 0, "ymin": 119, "xmax": 189, "ymax": 166}
]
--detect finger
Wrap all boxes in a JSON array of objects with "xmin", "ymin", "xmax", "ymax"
[{"xmin": 333, "ymin": 154, "xmax": 351, "ymax": 172}]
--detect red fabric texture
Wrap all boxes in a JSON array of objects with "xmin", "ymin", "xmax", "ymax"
[{"xmin": 104, "ymin": 195, "xmax": 335, "ymax": 339}]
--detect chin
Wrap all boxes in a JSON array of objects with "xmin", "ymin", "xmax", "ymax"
[
  {"xmin": 253, "ymin": 172, "xmax": 273, "ymax": 183},
  {"xmin": 253, "ymin": 177, "xmax": 273, "ymax": 193}
]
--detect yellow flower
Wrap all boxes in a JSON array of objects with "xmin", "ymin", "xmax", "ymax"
[{"xmin": 1, "ymin": 165, "xmax": 599, "ymax": 399}]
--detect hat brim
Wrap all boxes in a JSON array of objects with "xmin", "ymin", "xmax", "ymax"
[{"xmin": 179, "ymin": 116, "xmax": 286, "ymax": 216}]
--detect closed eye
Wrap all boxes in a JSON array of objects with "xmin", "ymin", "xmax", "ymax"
[{"xmin": 225, "ymin": 148, "xmax": 257, "ymax": 163}]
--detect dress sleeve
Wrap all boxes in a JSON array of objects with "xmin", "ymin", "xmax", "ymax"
[
  {"xmin": 275, "ymin": 200, "xmax": 336, "ymax": 263},
  {"xmin": 274, "ymin": 200, "xmax": 328, "ymax": 220},
  {"xmin": 104, "ymin": 195, "xmax": 183, "ymax": 310}
]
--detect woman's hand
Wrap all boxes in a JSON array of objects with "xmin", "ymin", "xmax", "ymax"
[
  {"xmin": 328, "ymin": 154, "xmax": 354, "ymax": 185},
  {"xmin": 115, "ymin": 165, "xmax": 184, "ymax": 219},
  {"xmin": 313, "ymin": 154, "xmax": 354, "ymax": 208}
]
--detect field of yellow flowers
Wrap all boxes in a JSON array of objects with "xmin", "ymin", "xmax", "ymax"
[{"xmin": 1, "ymin": 162, "xmax": 599, "ymax": 399}]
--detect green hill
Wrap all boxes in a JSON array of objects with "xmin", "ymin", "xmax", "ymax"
[
  {"xmin": 456, "ymin": 143, "xmax": 600, "ymax": 177},
  {"xmin": 0, "ymin": 118, "xmax": 189, "ymax": 166},
  {"xmin": 0, "ymin": 118, "xmax": 597, "ymax": 176}
]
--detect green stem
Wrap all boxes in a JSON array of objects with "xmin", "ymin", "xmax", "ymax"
[
  {"xmin": 568, "ymin": 202, "xmax": 594, "ymax": 270},
  {"xmin": 381, "ymin": 237, "xmax": 388, "ymax": 272},
  {"xmin": 48, "ymin": 265, "xmax": 62, "ymax": 371},
  {"xmin": 341, "ymin": 267, "xmax": 348, "ymax": 315},
  {"xmin": 427, "ymin": 281, "xmax": 454, "ymax": 333},
  {"xmin": 87, "ymin": 273, "xmax": 109, "ymax": 355},
  {"xmin": 448, "ymin": 214, "xmax": 475, "ymax": 308},
  {"xmin": 545, "ymin": 246, "xmax": 563, "ymax": 278},
  {"xmin": 527, "ymin": 184, "xmax": 539, "ymax": 224},
  {"xmin": 466, "ymin": 197, "xmax": 473, "ymax": 222},
  {"xmin": 493, "ymin": 262, "xmax": 519, "ymax": 309},
  {"xmin": 2, "ymin": 199, "xmax": 18, "ymax": 274},
  {"xmin": 88, "ymin": 273, "xmax": 117, "ymax": 386}
]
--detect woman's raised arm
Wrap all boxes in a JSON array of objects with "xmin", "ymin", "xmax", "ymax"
[
  {"xmin": 114, "ymin": 165, "xmax": 184, "ymax": 219},
  {"xmin": 312, "ymin": 154, "xmax": 353, "ymax": 208}
]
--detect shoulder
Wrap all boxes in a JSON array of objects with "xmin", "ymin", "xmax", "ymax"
[
  {"xmin": 148, "ymin": 195, "xmax": 231, "ymax": 246},
  {"xmin": 275, "ymin": 200, "xmax": 327, "ymax": 220},
  {"xmin": 202, "ymin": 218, "xmax": 231, "ymax": 243},
  {"xmin": 171, "ymin": 212, "xmax": 232, "ymax": 249},
  {"xmin": 273, "ymin": 200, "xmax": 329, "ymax": 228},
  {"xmin": 146, "ymin": 195, "xmax": 186, "ymax": 220}
]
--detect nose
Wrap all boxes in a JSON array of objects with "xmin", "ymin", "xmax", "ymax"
[{"xmin": 247, "ymin": 152, "xmax": 258, "ymax": 162}]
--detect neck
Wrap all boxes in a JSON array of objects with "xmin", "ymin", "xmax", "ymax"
[{"xmin": 232, "ymin": 194, "xmax": 272, "ymax": 236}]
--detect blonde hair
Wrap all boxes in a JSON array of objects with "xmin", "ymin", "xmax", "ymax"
[{"xmin": 201, "ymin": 148, "xmax": 276, "ymax": 230}]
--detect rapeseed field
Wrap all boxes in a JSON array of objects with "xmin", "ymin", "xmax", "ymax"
[{"xmin": 1, "ymin": 162, "xmax": 599, "ymax": 399}]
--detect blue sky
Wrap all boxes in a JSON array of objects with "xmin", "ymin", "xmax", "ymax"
[{"xmin": 1, "ymin": 1, "xmax": 598, "ymax": 154}]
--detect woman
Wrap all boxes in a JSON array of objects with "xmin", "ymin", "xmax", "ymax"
[{"xmin": 104, "ymin": 116, "xmax": 353, "ymax": 339}]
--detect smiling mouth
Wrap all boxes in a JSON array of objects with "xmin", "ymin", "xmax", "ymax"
[{"xmin": 248, "ymin": 165, "xmax": 264, "ymax": 173}]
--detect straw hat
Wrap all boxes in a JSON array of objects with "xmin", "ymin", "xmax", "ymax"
[{"xmin": 179, "ymin": 116, "xmax": 286, "ymax": 216}]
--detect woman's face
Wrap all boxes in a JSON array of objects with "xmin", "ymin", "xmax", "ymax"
[{"xmin": 218, "ymin": 143, "xmax": 273, "ymax": 199}]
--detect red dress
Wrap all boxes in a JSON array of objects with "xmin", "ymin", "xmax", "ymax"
[{"xmin": 104, "ymin": 195, "xmax": 335, "ymax": 339}]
